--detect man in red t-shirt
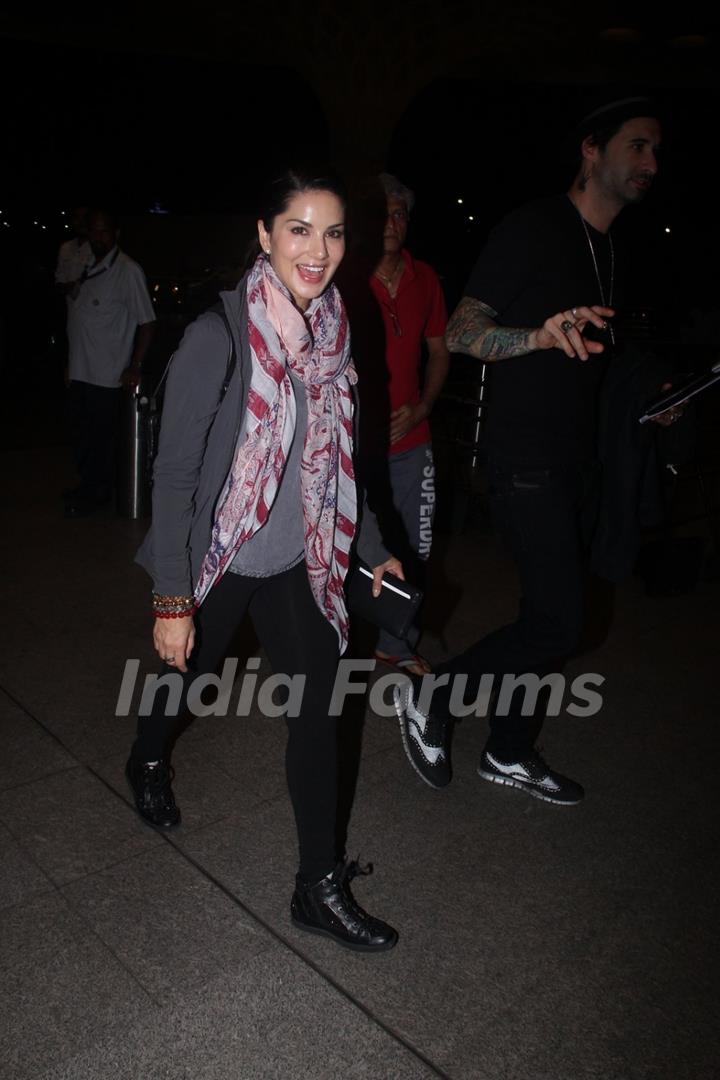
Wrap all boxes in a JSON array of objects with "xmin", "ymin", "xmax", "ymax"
[{"xmin": 367, "ymin": 174, "xmax": 450, "ymax": 676}]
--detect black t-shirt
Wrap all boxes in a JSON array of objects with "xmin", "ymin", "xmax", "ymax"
[{"xmin": 465, "ymin": 194, "xmax": 621, "ymax": 467}]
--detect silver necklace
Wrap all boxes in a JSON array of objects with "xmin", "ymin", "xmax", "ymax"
[{"xmin": 578, "ymin": 213, "xmax": 615, "ymax": 347}]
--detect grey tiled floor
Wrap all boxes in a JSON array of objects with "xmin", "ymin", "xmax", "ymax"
[{"xmin": 1, "ymin": 445, "xmax": 718, "ymax": 1079}]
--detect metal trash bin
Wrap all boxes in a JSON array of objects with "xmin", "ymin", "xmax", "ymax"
[{"xmin": 117, "ymin": 384, "xmax": 153, "ymax": 519}]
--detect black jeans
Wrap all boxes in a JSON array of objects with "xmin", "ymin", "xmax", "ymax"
[
  {"xmin": 134, "ymin": 562, "xmax": 340, "ymax": 883},
  {"xmin": 66, "ymin": 379, "xmax": 121, "ymax": 501},
  {"xmin": 434, "ymin": 460, "xmax": 598, "ymax": 758}
]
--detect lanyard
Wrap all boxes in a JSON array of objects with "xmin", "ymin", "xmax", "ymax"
[{"xmin": 81, "ymin": 247, "xmax": 119, "ymax": 285}]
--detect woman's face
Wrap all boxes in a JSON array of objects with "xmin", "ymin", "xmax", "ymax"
[{"xmin": 258, "ymin": 189, "xmax": 345, "ymax": 311}]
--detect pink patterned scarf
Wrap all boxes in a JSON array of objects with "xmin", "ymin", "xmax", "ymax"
[{"xmin": 194, "ymin": 255, "xmax": 358, "ymax": 651}]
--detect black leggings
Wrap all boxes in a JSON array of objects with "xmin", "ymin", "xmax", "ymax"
[{"xmin": 134, "ymin": 562, "xmax": 340, "ymax": 883}]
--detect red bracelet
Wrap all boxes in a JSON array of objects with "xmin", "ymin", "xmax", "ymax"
[{"xmin": 153, "ymin": 607, "xmax": 196, "ymax": 619}]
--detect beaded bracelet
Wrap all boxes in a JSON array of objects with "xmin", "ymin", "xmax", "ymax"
[{"xmin": 151, "ymin": 592, "xmax": 195, "ymax": 619}]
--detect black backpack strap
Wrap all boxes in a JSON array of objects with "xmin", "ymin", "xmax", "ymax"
[
  {"xmin": 206, "ymin": 299, "xmax": 237, "ymax": 397},
  {"xmin": 150, "ymin": 300, "xmax": 237, "ymax": 405}
]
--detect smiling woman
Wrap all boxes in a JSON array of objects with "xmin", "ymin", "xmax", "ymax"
[
  {"xmin": 257, "ymin": 187, "xmax": 346, "ymax": 310},
  {"xmin": 129, "ymin": 165, "xmax": 406, "ymax": 953}
]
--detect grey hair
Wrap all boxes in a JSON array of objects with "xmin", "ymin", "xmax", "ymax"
[{"xmin": 378, "ymin": 173, "xmax": 415, "ymax": 213}]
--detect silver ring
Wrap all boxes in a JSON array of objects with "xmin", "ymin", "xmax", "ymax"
[{"xmin": 560, "ymin": 319, "xmax": 574, "ymax": 334}]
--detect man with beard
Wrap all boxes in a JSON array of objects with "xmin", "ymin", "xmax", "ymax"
[{"xmin": 393, "ymin": 98, "xmax": 676, "ymax": 799}]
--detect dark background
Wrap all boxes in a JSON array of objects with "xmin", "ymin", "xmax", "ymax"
[{"xmin": 1, "ymin": 27, "xmax": 719, "ymax": 407}]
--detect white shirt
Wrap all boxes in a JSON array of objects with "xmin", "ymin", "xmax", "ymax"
[
  {"xmin": 67, "ymin": 247, "xmax": 156, "ymax": 388},
  {"xmin": 55, "ymin": 237, "xmax": 93, "ymax": 284}
]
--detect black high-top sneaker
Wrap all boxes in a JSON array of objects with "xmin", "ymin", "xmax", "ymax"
[
  {"xmin": 291, "ymin": 860, "xmax": 398, "ymax": 952},
  {"xmin": 125, "ymin": 757, "xmax": 181, "ymax": 828}
]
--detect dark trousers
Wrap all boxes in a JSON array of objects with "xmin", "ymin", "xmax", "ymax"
[
  {"xmin": 67, "ymin": 379, "xmax": 121, "ymax": 501},
  {"xmin": 134, "ymin": 562, "xmax": 340, "ymax": 883},
  {"xmin": 434, "ymin": 461, "xmax": 597, "ymax": 758}
]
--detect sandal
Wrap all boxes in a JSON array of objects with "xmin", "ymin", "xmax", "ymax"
[{"xmin": 374, "ymin": 651, "xmax": 432, "ymax": 677}]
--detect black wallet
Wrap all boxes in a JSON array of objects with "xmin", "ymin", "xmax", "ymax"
[{"xmin": 345, "ymin": 563, "xmax": 423, "ymax": 639}]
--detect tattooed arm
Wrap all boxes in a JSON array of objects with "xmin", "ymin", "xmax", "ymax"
[
  {"xmin": 445, "ymin": 298, "xmax": 538, "ymax": 361},
  {"xmin": 445, "ymin": 297, "xmax": 615, "ymax": 363}
]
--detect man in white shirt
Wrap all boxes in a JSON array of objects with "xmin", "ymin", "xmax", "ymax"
[{"xmin": 65, "ymin": 209, "xmax": 156, "ymax": 516}]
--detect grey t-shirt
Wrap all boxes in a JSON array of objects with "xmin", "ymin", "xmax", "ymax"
[{"xmin": 228, "ymin": 371, "xmax": 306, "ymax": 578}]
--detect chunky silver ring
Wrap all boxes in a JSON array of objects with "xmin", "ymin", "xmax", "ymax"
[{"xmin": 560, "ymin": 319, "xmax": 574, "ymax": 334}]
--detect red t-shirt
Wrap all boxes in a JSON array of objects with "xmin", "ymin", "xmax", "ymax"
[{"xmin": 368, "ymin": 250, "xmax": 448, "ymax": 455}]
